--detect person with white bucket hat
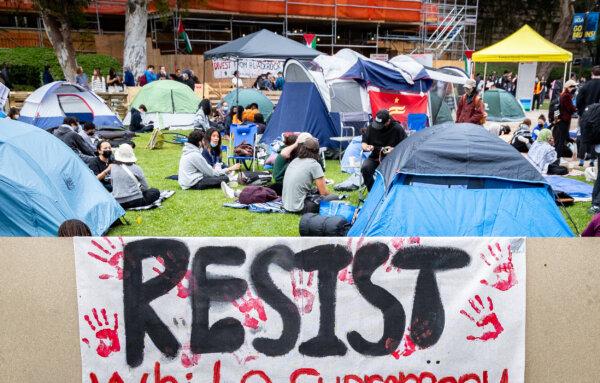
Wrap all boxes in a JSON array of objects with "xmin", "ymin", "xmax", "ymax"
[{"xmin": 111, "ymin": 144, "xmax": 160, "ymax": 209}]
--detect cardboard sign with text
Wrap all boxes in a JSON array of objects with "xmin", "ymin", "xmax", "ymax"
[
  {"xmin": 74, "ymin": 237, "xmax": 525, "ymax": 383},
  {"xmin": 212, "ymin": 59, "xmax": 284, "ymax": 79}
]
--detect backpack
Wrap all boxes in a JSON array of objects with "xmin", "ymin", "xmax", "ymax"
[
  {"xmin": 580, "ymin": 103, "xmax": 600, "ymax": 145},
  {"xmin": 238, "ymin": 186, "xmax": 278, "ymax": 205},
  {"xmin": 138, "ymin": 74, "xmax": 147, "ymax": 87}
]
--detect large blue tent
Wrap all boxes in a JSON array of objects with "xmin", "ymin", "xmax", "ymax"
[
  {"xmin": 348, "ymin": 123, "xmax": 573, "ymax": 237},
  {"xmin": 0, "ymin": 119, "xmax": 124, "ymax": 236}
]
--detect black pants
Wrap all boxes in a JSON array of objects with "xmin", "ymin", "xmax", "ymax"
[
  {"xmin": 553, "ymin": 120, "xmax": 570, "ymax": 159},
  {"xmin": 120, "ymin": 188, "xmax": 160, "ymax": 209},
  {"xmin": 302, "ymin": 193, "xmax": 341, "ymax": 214},
  {"xmin": 190, "ymin": 175, "xmax": 229, "ymax": 190},
  {"xmin": 532, "ymin": 94, "xmax": 542, "ymax": 110},
  {"xmin": 131, "ymin": 123, "xmax": 154, "ymax": 133},
  {"xmin": 547, "ymin": 161, "xmax": 568, "ymax": 175},
  {"xmin": 593, "ymin": 163, "xmax": 600, "ymax": 207},
  {"xmin": 269, "ymin": 182, "xmax": 283, "ymax": 196},
  {"xmin": 361, "ymin": 158, "xmax": 380, "ymax": 191}
]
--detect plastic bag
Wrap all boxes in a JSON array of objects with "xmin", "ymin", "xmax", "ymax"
[{"xmin": 319, "ymin": 201, "xmax": 357, "ymax": 223}]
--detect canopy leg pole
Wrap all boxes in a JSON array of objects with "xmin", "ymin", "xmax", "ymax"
[
  {"xmin": 563, "ymin": 62, "xmax": 568, "ymax": 89},
  {"xmin": 482, "ymin": 62, "xmax": 487, "ymax": 99},
  {"xmin": 202, "ymin": 59, "xmax": 207, "ymax": 98},
  {"xmin": 236, "ymin": 58, "xmax": 239, "ymax": 106}
]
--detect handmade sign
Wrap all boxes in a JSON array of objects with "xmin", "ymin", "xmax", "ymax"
[
  {"xmin": 212, "ymin": 59, "xmax": 284, "ymax": 79},
  {"xmin": 74, "ymin": 237, "xmax": 525, "ymax": 383}
]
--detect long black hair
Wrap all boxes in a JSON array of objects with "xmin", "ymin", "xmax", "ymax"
[
  {"xmin": 296, "ymin": 140, "xmax": 320, "ymax": 162},
  {"xmin": 199, "ymin": 99, "xmax": 211, "ymax": 116},
  {"xmin": 203, "ymin": 128, "xmax": 222, "ymax": 156}
]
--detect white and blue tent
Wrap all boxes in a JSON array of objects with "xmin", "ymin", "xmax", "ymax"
[
  {"xmin": 19, "ymin": 81, "xmax": 122, "ymax": 130},
  {"xmin": 262, "ymin": 49, "xmax": 467, "ymax": 148}
]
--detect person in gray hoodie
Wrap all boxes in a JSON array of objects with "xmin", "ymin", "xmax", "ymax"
[
  {"xmin": 178, "ymin": 130, "xmax": 240, "ymax": 190},
  {"xmin": 53, "ymin": 117, "xmax": 95, "ymax": 163}
]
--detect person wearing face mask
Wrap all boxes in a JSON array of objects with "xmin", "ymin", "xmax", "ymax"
[
  {"xmin": 531, "ymin": 114, "xmax": 548, "ymax": 141},
  {"xmin": 456, "ymin": 79, "xmax": 486, "ymax": 124},
  {"xmin": 54, "ymin": 116, "xmax": 95, "ymax": 163},
  {"xmin": 555, "ymin": 80, "xmax": 578, "ymax": 159},
  {"xmin": 79, "ymin": 121, "xmax": 98, "ymax": 154},
  {"xmin": 202, "ymin": 128, "xmax": 226, "ymax": 170},
  {"xmin": 88, "ymin": 140, "xmax": 113, "ymax": 192}
]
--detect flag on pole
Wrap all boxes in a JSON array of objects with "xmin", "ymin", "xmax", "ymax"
[
  {"xmin": 464, "ymin": 50, "xmax": 474, "ymax": 77},
  {"xmin": 177, "ymin": 18, "xmax": 192, "ymax": 54},
  {"xmin": 303, "ymin": 33, "xmax": 317, "ymax": 49},
  {"xmin": 368, "ymin": 89, "xmax": 428, "ymax": 125}
]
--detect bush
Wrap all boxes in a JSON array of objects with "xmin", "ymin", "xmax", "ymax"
[{"xmin": 0, "ymin": 47, "xmax": 121, "ymax": 90}]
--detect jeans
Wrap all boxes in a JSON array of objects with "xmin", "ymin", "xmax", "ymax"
[
  {"xmin": 361, "ymin": 157, "xmax": 380, "ymax": 191},
  {"xmin": 120, "ymin": 188, "xmax": 160, "ymax": 209},
  {"xmin": 190, "ymin": 175, "xmax": 229, "ymax": 190}
]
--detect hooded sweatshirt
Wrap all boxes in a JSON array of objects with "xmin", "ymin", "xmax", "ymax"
[
  {"xmin": 178, "ymin": 143, "xmax": 225, "ymax": 189},
  {"xmin": 53, "ymin": 124, "xmax": 95, "ymax": 156}
]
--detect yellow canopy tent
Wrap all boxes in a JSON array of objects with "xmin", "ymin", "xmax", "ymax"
[{"xmin": 472, "ymin": 25, "xmax": 573, "ymax": 99}]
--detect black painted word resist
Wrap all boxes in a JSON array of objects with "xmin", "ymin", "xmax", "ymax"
[{"xmin": 123, "ymin": 239, "xmax": 471, "ymax": 368}]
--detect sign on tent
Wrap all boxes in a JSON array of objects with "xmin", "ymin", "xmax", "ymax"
[{"xmin": 74, "ymin": 237, "xmax": 525, "ymax": 383}]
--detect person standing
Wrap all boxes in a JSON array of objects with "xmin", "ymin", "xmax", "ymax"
[
  {"xmin": 75, "ymin": 67, "xmax": 89, "ymax": 90},
  {"xmin": 90, "ymin": 68, "xmax": 106, "ymax": 93},
  {"xmin": 456, "ymin": 79, "xmax": 485, "ymax": 124},
  {"xmin": 555, "ymin": 80, "xmax": 577, "ymax": 159},
  {"xmin": 42, "ymin": 65, "xmax": 54, "ymax": 85},
  {"xmin": 361, "ymin": 109, "xmax": 407, "ymax": 191},
  {"xmin": 532, "ymin": 76, "xmax": 543, "ymax": 111},
  {"xmin": 576, "ymin": 66, "xmax": 600, "ymax": 159},
  {"xmin": 231, "ymin": 70, "xmax": 243, "ymax": 88}
]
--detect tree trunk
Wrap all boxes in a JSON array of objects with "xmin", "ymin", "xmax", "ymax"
[
  {"xmin": 40, "ymin": 12, "xmax": 78, "ymax": 83},
  {"xmin": 124, "ymin": 0, "xmax": 148, "ymax": 81},
  {"xmin": 538, "ymin": 0, "xmax": 575, "ymax": 79}
]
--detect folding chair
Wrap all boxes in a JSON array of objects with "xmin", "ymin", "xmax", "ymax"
[{"xmin": 228, "ymin": 123, "xmax": 258, "ymax": 171}]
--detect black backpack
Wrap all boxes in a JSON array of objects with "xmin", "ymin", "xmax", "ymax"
[{"xmin": 580, "ymin": 103, "xmax": 600, "ymax": 145}]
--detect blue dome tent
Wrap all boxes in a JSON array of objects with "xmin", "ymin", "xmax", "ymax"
[
  {"xmin": 0, "ymin": 119, "xmax": 124, "ymax": 236},
  {"xmin": 348, "ymin": 123, "xmax": 573, "ymax": 237}
]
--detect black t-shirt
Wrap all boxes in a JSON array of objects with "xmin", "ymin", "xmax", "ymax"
[
  {"xmin": 362, "ymin": 120, "xmax": 407, "ymax": 160},
  {"xmin": 88, "ymin": 157, "xmax": 111, "ymax": 186}
]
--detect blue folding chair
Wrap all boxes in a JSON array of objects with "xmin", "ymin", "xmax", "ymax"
[
  {"xmin": 407, "ymin": 113, "xmax": 429, "ymax": 132},
  {"xmin": 228, "ymin": 123, "xmax": 258, "ymax": 171}
]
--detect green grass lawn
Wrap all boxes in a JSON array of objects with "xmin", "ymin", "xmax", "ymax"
[{"xmin": 108, "ymin": 132, "xmax": 595, "ymax": 237}]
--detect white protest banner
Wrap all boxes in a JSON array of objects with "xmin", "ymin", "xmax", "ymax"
[
  {"xmin": 74, "ymin": 237, "xmax": 525, "ymax": 383},
  {"xmin": 212, "ymin": 58, "xmax": 284, "ymax": 79}
]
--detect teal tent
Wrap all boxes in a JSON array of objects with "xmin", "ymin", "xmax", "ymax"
[
  {"xmin": 483, "ymin": 89, "xmax": 526, "ymax": 122},
  {"xmin": 223, "ymin": 88, "xmax": 274, "ymax": 119}
]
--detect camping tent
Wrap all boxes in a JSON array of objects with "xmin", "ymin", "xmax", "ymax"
[
  {"xmin": 203, "ymin": 29, "xmax": 320, "ymax": 60},
  {"xmin": 483, "ymin": 89, "xmax": 526, "ymax": 122},
  {"xmin": 123, "ymin": 80, "xmax": 201, "ymax": 129},
  {"xmin": 0, "ymin": 119, "xmax": 124, "ymax": 236},
  {"xmin": 19, "ymin": 81, "xmax": 123, "ymax": 130},
  {"xmin": 222, "ymin": 88, "xmax": 274, "ymax": 119},
  {"xmin": 261, "ymin": 60, "xmax": 341, "ymax": 148},
  {"xmin": 348, "ymin": 123, "xmax": 573, "ymax": 237}
]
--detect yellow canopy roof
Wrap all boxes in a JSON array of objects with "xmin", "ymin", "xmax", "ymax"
[{"xmin": 472, "ymin": 25, "xmax": 573, "ymax": 63}]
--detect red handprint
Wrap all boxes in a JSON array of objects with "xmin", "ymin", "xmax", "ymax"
[
  {"xmin": 479, "ymin": 242, "xmax": 517, "ymax": 291},
  {"xmin": 82, "ymin": 308, "xmax": 120, "ymax": 357},
  {"xmin": 180, "ymin": 343, "xmax": 200, "ymax": 368},
  {"xmin": 152, "ymin": 257, "xmax": 192, "ymax": 299},
  {"xmin": 87, "ymin": 237, "xmax": 125, "ymax": 280},
  {"xmin": 232, "ymin": 290, "xmax": 267, "ymax": 330},
  {"xmin": 387, "ymin": 332, "xmax": 417, "ymax": 359},
  {"xmin": 460, "ymin": 295, "xmax": 504, "ymax": 342},
  {"xmin": 290, "ymin": 269, "xmax": 317, "ymax": 314},
  {"xmin": 385, "ymin": 237, "xmax": 420, "ymax": 272}
]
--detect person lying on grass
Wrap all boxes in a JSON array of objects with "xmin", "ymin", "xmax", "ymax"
[
  {"xmin": 281, "ymin": 137, "xmax": 340, "ymax": 214},
  {"xmin": 178, "ymin": 130, "xmax": 240, "ymax": 190}
]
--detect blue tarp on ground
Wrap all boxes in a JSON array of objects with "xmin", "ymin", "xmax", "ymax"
[
  {"xmin": 0, "ymin": 119, "xmax": 124, "ymax": 236},
  {"xmin": 261, "ymin": 82, "xmax": 340, "ymax": 148},
  {"xmin": 545, "ymin": 175, "xmax": 594, "ymax": 199}
]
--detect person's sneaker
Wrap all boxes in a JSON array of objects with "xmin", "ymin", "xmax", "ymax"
[
  {"xmin": 590, "ymin": 205, "xmax": 600, "ymax": 215},
  {"xmin": 221, "ymin": 181, "xmax": 236, "ymax": 199}
]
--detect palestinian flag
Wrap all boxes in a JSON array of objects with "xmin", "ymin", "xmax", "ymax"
[
  {"xmin": 464, "ymin": 50, "xmax": 474, "ymax": 77},
  {"xmin": 303, "ymin": 33, "xmax": 316, "ymax": 49},
  {"xmin": 177, "ymin": 18, "xmax": 192, "ymax": 54}
]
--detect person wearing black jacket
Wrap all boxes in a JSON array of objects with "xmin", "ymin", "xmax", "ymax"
[
  {"xmin": 361, "ymin": 109, "xmax": 407, "ymax": 191},
  {"xmin": 129, "ymin": 105, "xmax": 153, "ymax": 133},
  {"xmin": 53, "ymin": 117, "xmax": 95, "ymax": 164},
  {"xmin": 576, "ymin": 66, "xmax": 600, "ymax": 166}
]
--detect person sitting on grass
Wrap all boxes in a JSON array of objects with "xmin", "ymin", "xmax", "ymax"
[
  {"xmin": 202, "ymin": 128, "xmax": 226, "ymax": 170},
  {"xmin": 130, "ymin": 104, "xmax": 153, "ymax": 133},
  {"xmin": 178, "ymin": 130, "xmax": 240, "ymax": 190},
  {"xmin": 270, "ymin": 133, "xmax": 299, "ymax": 195},
  {"xmin": 111, "ymin": 144, "xmax": 160, "ymax": 209},
  {"xmin": 510, "ymin": 118, "xmax": 534, "ymax": 153},
  {"xmin": 54, "ymin": 116, "xmax": 96, "ymax": 164},
  {"xmin": 532, "ymin": 114, "xmax": 549, "ymax": 141},
  {"xmin": 88, "ymin": 140, "xmax": 113, "ymax": 192},
  {"xmin": 79, "ymin": 121, "xmax": 97, "ymax": 154},
  {"xmin": 57, "ymin": 219, "xmax": 91, "ymax": 237},
  {"xmin": 7, "ymin": 107, "xmax": 19, "ymax": 120},
  {"xmin": 527, "ymin": 129, "xmax": 568, "ymax": 175},
  {"xmin": 282, "ymin": 137, "xmax": 340, "ymax": 214},
  {"xmin": 193, "ymin": 99, "xmax": 211, "ymax": 131}
]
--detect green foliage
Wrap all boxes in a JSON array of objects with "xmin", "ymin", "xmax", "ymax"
[{"xmin": 0, "ymin": 47, "xmax": 120, "ymax": 90}]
